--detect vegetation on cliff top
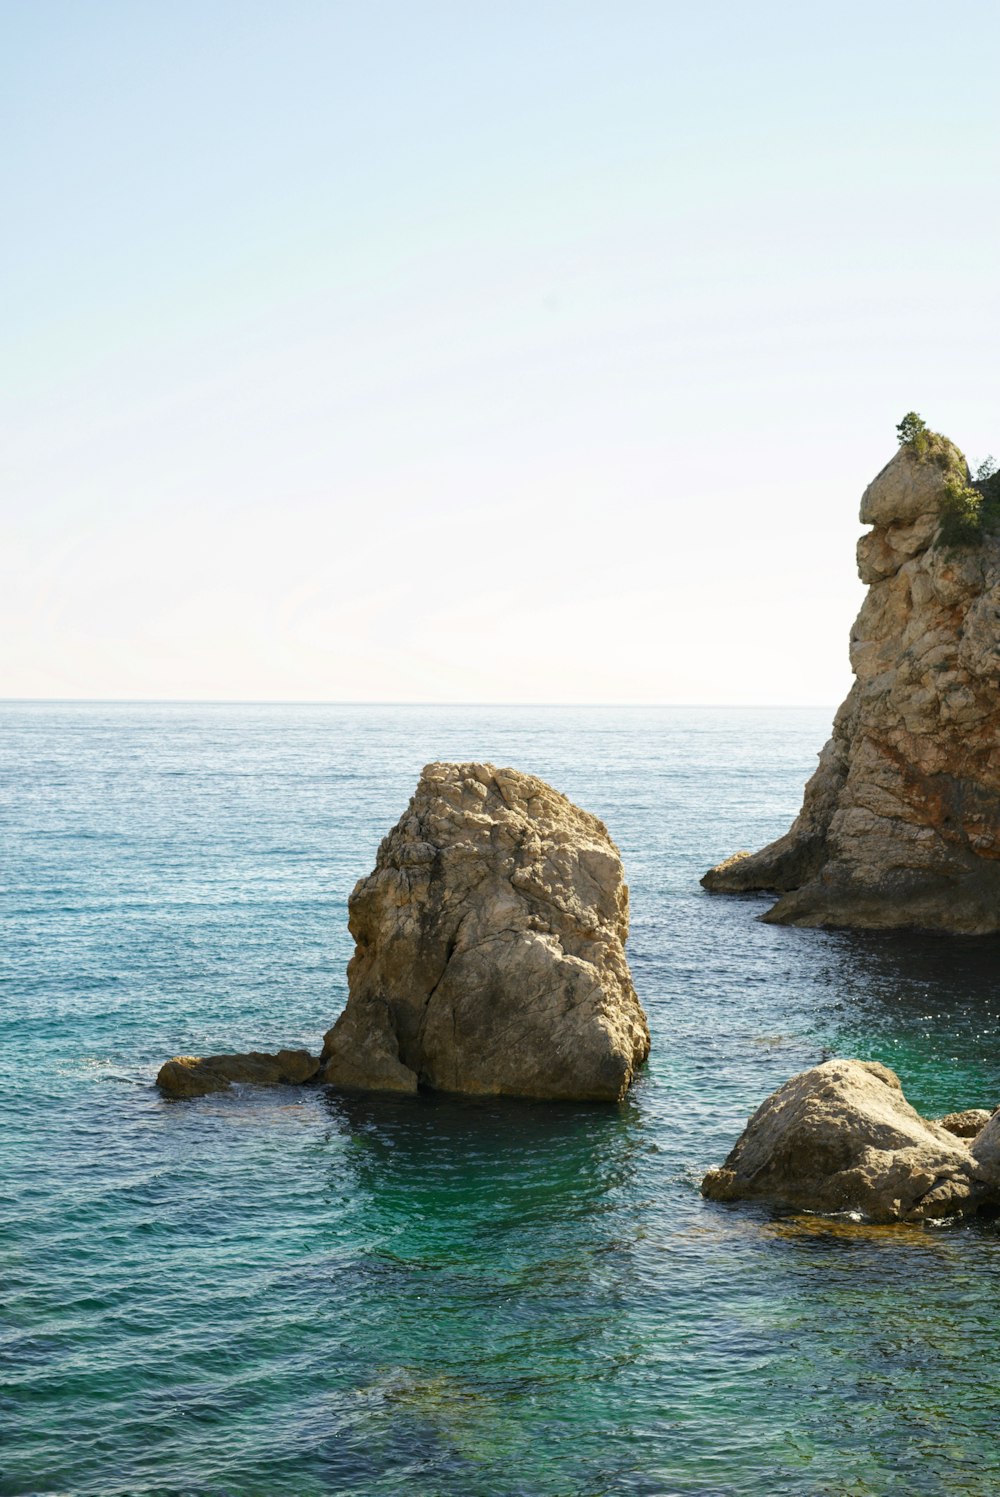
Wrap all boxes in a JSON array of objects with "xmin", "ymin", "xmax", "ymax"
[{"xmin": 896, "ymin": 412, "xmax": 999, "ymax": 550}]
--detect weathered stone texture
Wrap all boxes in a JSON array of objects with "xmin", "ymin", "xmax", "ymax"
[
  {"xmin": 703, "ymin": 437, "xmax": 1000, "ymax": 931},
  {"xmin": 934, "ymin": 1108, "xmax": 994, "ymax": 1139},
  {"xmin": 702, "ymin": 1059, "xmax": 997, "ymax": 1223},
  {"xmin": 321, "ymin": 762, "xmax": 650, "ymax": 1100}
]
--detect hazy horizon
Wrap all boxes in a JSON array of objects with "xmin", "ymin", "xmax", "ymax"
[
  {"xmin": 4, "ymin": 2, "xmax": 998, "ymax": 705},
  {"xmin": 0, "ymin": 697, "xmax": 838, "ymax": 708}
]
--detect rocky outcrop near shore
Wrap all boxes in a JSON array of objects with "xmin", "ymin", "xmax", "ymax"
[
  {"xmin": 155, "ymin": 763, "xmax": 647, "ymax": 1104},
  {"xmin": 702, "ymin": 1058, "xmax": 1000, "ymax": 1223},
  {"xmin": 321, "ymin": 761, "xmax": 650, "ymax": 1100},
  {"xmin": 156, "ymin": 1049, "xmax": 320, "ymax": 1098},
  {"xmin": 702, "ymin": 427, "xmax": 1000, "ymax": 931}
]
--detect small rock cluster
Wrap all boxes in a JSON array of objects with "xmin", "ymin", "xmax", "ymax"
[{"xmin": 702, "ymin": 1058, "xmax": 1000, "ymax": 1223}]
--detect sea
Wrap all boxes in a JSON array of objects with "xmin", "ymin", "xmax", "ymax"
[{"xmin": 4, "ymin": 702, "xmax": 1000, "ymax": 1497}]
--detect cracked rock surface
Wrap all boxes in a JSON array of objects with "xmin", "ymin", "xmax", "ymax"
[
  {"xmin": 320, "ymin": 762, "xmax": 650, "ymax": 1100},
  {"xmin": 702, "ymin": 436, "xmax": 1000, "ymax": 930},
  {"xmin": 702, "ymin": 1059, "xmax": 999, "ymax": 1223}
]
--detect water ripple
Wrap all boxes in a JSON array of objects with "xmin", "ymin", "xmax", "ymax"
[{"xmin": 4, "ymin": 703, "xmax": 1000, "ymax": 1496}]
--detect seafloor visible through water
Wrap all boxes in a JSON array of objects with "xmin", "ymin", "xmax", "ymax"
[{"xmin": 4, "ymin": 702, "xmax": 1000, "ymax": 1497}]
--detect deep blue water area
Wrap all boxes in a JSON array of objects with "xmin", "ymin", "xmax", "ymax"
[{"xmin": 4, "ymin": 703, "xmax": 1000, "ymax": 1496}]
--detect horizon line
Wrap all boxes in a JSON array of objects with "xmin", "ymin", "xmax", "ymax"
[{"xmin": 0, "ymin": 697, "xmax": 837, "ymax": 709}]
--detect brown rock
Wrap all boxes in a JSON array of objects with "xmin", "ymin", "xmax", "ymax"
[
  {"xmin": 156, "ymin": 1049, "xmax": 320, "ymax": 1099},
  {"xmin": 971, "ymin": 1109, "xmax": 1000, "ymax": 1183},
  {"xmin": 321, "ymin": 761, "xmax": 650, "ymax": 1100},
  {"xmin": 859, "ymin": 445, "xmax": 956, "ymax": 528},
  {"xmin": 701, "ymin": 1058, "xmax": 991, "ymax": 1223},
  {"xmin": 934, "ymin": 1108, "xmax": 995, "ymax": 1139},
  {"xmin": 702, "ymin": 432, "xmax": 1000, "ymax": 931}
]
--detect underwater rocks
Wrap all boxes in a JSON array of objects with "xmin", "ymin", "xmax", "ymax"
[
  {"xmin": 702, "ymin": 432, "xmax": 1000, "ymax": 931},
  {"xmin": 156, "ymin": 1049, "xmax": 320, "ymax": 1098},
  {"xmin": 321, "ymin": 761, "xmax": 650, "ymax": 1101},
  {"xmin": 702, "ymin": 1058, "xmax": 1000, "ymax": 1224}
]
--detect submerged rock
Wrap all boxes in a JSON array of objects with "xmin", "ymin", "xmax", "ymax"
[
  {"xmin": 321, "ymin": 761, "xmax": 650, "ymax": 1100},
  {"xmin": 702, "ymin": 429, "xmax": 1000, "ymax": 931},
  {"xmin": 156, "ymin": 1049, "xmax": 320, "ymax": 1099},
  {"xmin": 701, "ymin": 1058, "xmax": 995, "ymax": 1223}
]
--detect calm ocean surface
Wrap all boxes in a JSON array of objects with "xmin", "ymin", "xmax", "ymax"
[{"xmin": 4, "ymin": 703, "xmax": 1000, "ymax": 1497}]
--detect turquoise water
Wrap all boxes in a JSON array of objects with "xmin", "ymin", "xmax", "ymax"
[{"xmin": 4, "ymin": 703, "xmax": 1000, "ymax": 1497}]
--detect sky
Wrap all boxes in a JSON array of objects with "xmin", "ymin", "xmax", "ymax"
[{"xmin": 2, "ymin": 1, "xmax": 998, "ymax": 704}]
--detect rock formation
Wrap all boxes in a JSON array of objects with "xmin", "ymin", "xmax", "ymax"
[
  {"xmin": 970, "ymin": 1108, "xmax": 1000, "ymax": 1179},
  {"xmin": 320, "ymin": 761, "xmax": 650, "ymax": 1100},
  {"xmin": 702, "ymin": 1058, "xmax": 1000, "ymax": 1223},
  {"xmin": 702, "ymin": 427, "xmax": 1000, "ymax": 931},
  {"xmin": 157, "ymin": 1049, "xmax": 320, "ymax": 1099},
  {"xmin": 933, "ymin": 1108, "xmax": 993, "ymax": 1139}
]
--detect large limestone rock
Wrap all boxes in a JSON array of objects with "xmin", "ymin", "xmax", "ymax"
[
  {"xmin": 702, "ymin": 1059, "xmax": 994, "ymax": 1223},
  {"xmin": 157, "ymin": 1049, "xmax": 320, "ymax": 1099},
  {"xmin": 703, "ymin": 432, "xmax": 1000, "ymax": 930},
  {"xmin": 320, "ymin": 762, "xmax": 650, "ymax": 1100}
]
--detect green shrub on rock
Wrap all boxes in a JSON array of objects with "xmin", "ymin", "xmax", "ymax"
[
  {"xmin": 894, "ymin": 413, "xmax": 998, "ymax": 551},
  {"xmin": 895, "ymin": 410, "xmax": 953, "ymax": 469},
  {"xmin": 896, "ymin": 410, "xmax": 930, "ymax": 455},
  {"xmin": 937, "ymin": 471, "xmax": 985, "ymax": 550}
]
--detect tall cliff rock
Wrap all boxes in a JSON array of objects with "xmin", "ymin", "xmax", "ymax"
[
  {"xmin": 321, "ymin": 761, "xmax": 651, "ymax": 1100},
  {"xmin": 703, "ymin": 428, "xmax": 1000, "ymax": 932}
]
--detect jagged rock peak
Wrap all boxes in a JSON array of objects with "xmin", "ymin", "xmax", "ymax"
[
  {"xmin": 321, "ymin": 761, "xmax": 651, "ymax": 1100},
  {"xmin": 702, "ymin": 421, "xmax": 1000, "ymax": 932}
]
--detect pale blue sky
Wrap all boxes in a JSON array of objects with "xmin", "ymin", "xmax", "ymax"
[{"xmin": 3, "ymin": 1, "xmax": 998, "ymax": 701}]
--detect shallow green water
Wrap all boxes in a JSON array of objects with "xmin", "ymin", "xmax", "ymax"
[{"xmin": 4, "ymin": 704, "xmax": 1000, "ymax": 1495}]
